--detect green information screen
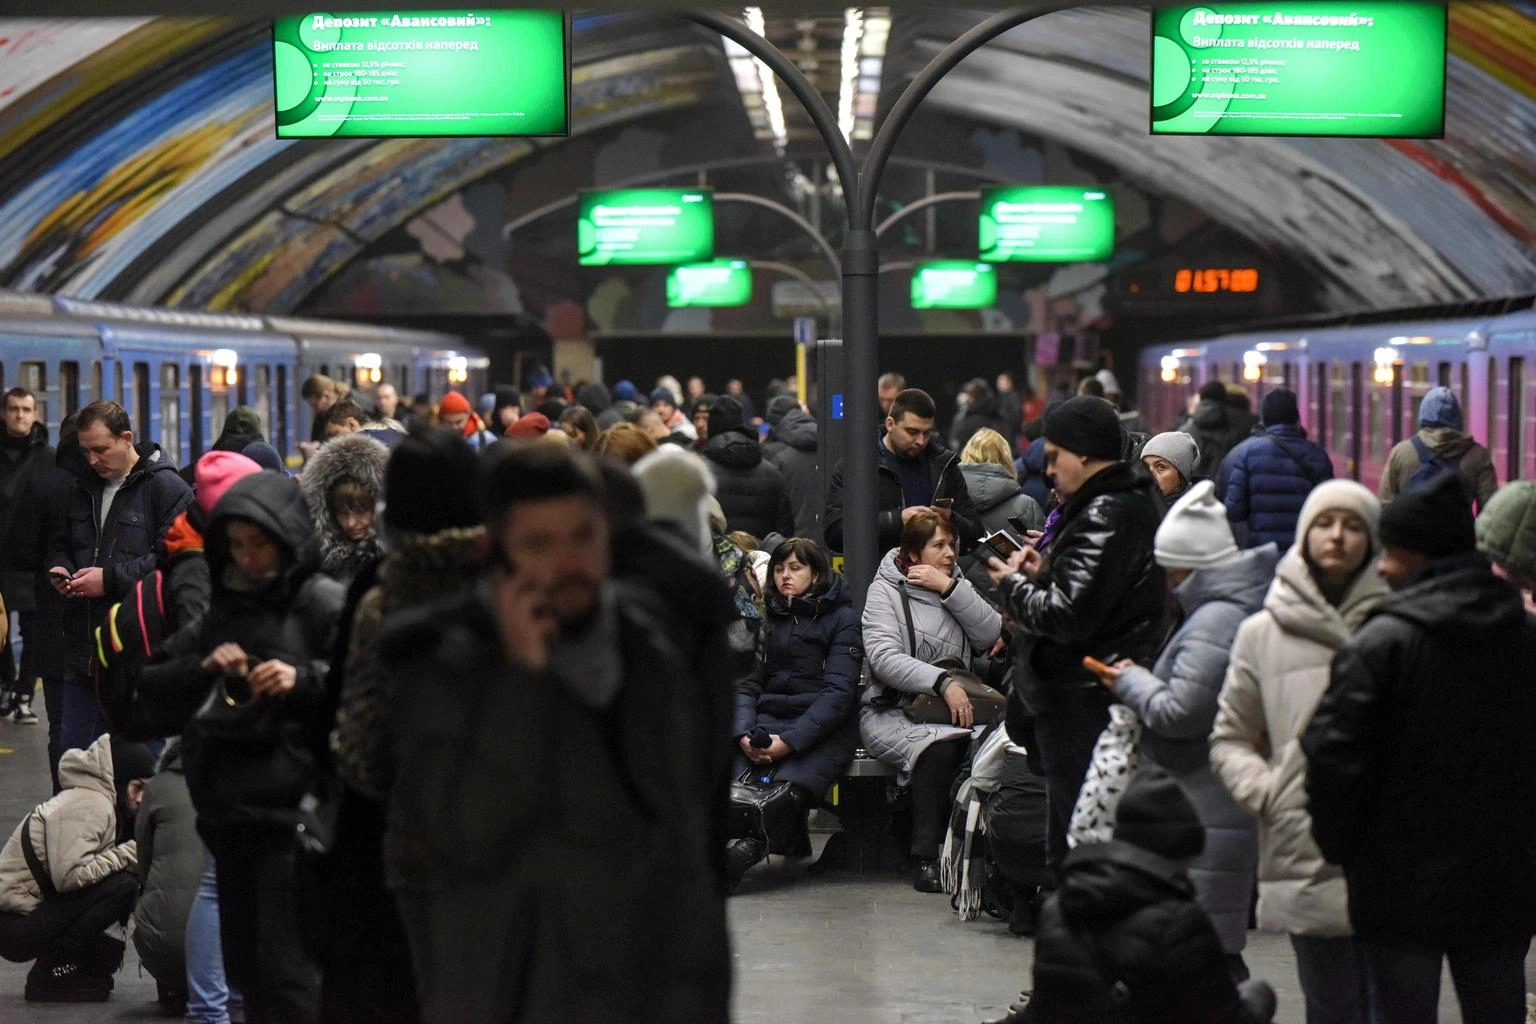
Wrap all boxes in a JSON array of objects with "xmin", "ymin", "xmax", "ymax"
[
  {"xmin": 578, "ymin": 189, "xmax": 714, "ymax": 267},
  {"xmin": 1151, "ymin": 3, "xmax": 1446, "ymax": 137},
  {"xmin": 979, "ymin": 187, "xmax": 1115, "ymax": 263},
  {"xmin": 911, "ymin": 262, "xmax": 998, "ymax": 309},
  {"xmin": 273, "ymin": 10, "xmax": 569, "ymax": 138},
  {"xmin": 667, "ymin": 260, "xmax": 752, "ymax": 308}
]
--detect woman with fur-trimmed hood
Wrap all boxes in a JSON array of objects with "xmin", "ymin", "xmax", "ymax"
[{"xmin": 300, "ymin": 432, "xmax": 389, "ymax": 584}]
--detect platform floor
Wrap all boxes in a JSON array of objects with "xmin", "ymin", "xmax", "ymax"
[{"xmin": 0, "ymin": 688, "xmax": 1527, "ymax": 1023}]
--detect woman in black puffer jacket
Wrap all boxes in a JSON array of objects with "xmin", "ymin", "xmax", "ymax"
[{"xmin": 726, "ymin": 538, "xmax": 862, "ymax": 885}]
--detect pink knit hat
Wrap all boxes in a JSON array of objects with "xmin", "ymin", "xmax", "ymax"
[{"xmin": 195, "ymin": 451, "xmax": 262, "ymax": 516}]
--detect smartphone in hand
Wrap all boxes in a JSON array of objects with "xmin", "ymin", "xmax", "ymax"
[
  {"xmin": 1082, "ymin": 655, "xmax": 1114, "ymax": 679},
  {"xmin": 982, "ymin": 530, "xmax": 1024, "ymax": 561}
]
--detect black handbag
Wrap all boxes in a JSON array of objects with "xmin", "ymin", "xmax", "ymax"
[
  {"xmin": 893, "ymin": 584, "xmax": 1007, "ymax": 728},
  {"xmin": 727, "ymin": 767, "xmax": 803, "ymax": 852}
]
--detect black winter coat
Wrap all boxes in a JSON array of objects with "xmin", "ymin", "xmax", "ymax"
[
  {"xmin": 762, "ymin": 410, "xmax": 821, "ymax": 541},
  {"xmin": 45, "ymin": 442, "xmax": 193, "ymax": 671},
  {"xmin": 1186, "ymin": 400, "xmax": 1248, "ymax": 481},
  {"xmin": 733, "ymin": 574, "xmax": 862, "ymax": 795},
  {"xmin": 1301, "ymin": 554, "xmax": 1536, "ymax": 946},
  {"xmin": 1022, "ymin": 841, "xmax": 1260, "ymax": 1024},
  {"xmin": 700, "ymin": 429, "xmax": 794, "ymax": 540},
  {"xmin": 0, "ymin": 422, "xmax": 53, "ymax": 609},
  {"xmin": 824, "ymin": 439, "xmax": 983, "ymax": 554},
  {"xmin": 998, "ymin": 462, "xmax": 1166, "ymax": 719},
  {"xmin": 5, "ymin": 449, "xmax": 71, "ymax": 678},
  {"xmin": 181, "ymin": 472, "xmax": 345, "ymax": 838}
]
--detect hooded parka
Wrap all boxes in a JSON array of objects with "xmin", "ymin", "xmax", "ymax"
[
  {"xmin": 131, "ymin": 742, "xmax": 200, "ymax": 987},
  {"xmin": 0, "ymin": 421, "xmax": 52, "ymax": 610},
  {"xmin": 762, "ymin": 409, "xmax": 821, "ymax": 541},
  {"xmin": 1113, "ymin": 545, "xmax": 1278, "ymax": 953},
  {"xmin": 699, "ymin": 428, "xmax": 794, "ymax": 540},
  {"xmin": 299, "ymin": 432, "xmax": 388, "ymax": 583},
  {"xmin": 733, "ymin": 573, "xmax": 862, "ymax": 796},
  {"xmin": 859, "ymin": 550, "xmax": 1001, "ymax": 781}
]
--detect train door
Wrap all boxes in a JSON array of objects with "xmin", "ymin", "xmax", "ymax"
[
  {"xmin": 159, "ymin": 363, "xmax": 182, "ymax": 467},
  {"xmin": 1510, "ymin": 356, "xmax": 1526, "ymax": 483},
  {"xmin": 1349, "ymin": 361, "xmax": 1364, "ymax": 480},
  {"xmin": 58, "ymin": 361, "xmax": 80, "ymax": 419},
  {"xmin": 1391, "ymin": 365, "xmax": 1405, "ymax": 446},
  {"xmin": 277, "ymin": 365, "xmax": 290, "ymax": 457},
  {"xmin": 189, "ymin": 364, "xmax": 205, "ymax": 461},
  {"xmin": 91, "ymin": 361, "xmax": 103, "ymax": 406},
  {"xmin": 1312, "ymin": 361, "xmax": 1327, "ymax": 454},
  {"xmin": 131, "ymin": 363, "xmax": 150, "ymax": 448},
  {"xmin": 19, "ymin": 361, "xmax": 46, "ymax": 433},
  {"xmin": 253, "ymin": 364, "xmax": 272, "ymax": 443}
]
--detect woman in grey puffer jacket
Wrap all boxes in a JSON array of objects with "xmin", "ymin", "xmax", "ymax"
[
  {"xmin": 958, "ymin": 429, "xmax": 1044, "ymax": 598},
  {"xmin": 1096, "ymin": 482, "xmax": 1277, "ymax": 966},
  {"xmin": 860, "ymin": 510, "xmax": 1001, "ymax": 892}
]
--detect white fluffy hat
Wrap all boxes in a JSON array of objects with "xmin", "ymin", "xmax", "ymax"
[{"xmin": 1155, "ymin": 480, "xmax": 1239, "ymax": 570}]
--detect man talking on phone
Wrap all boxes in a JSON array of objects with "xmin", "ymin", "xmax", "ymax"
[
  {"xmin": 985, "ymin": 396, "xmax": 1165, "ymax": 868},
  {"xmin": 45, "ymin": 401, "xmax": 191, "ymax": 756},
  {"xmin": 824, "ymin": 387, "xmax": 981, "ymax": 554},
  {"xmin": 382, "ymin": 443, "xmax": 730, "ymax": 1024}
]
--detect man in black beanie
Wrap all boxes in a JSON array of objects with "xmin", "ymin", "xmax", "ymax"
[
  {"xmin": 1303, "ymin": 471, "xmax": 1536, "ymax": 1024},
  {"xmin": 698, "ymin": 396, "xmax": 793, "ymax": 540},
  {"xmin": 987, "ymin": 395, "xmax": 1167, "ymax": 868},
  {"xmin": 985, "ymin": 764, "xmax": 1276, "ymax": 1024}
]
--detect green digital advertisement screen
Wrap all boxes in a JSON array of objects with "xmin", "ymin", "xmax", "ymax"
[
  {"xmin": 1151, "ymin": 3, "xmax": 1446, "ymax": 137},
  {"xmin": 979, "ymin": 187, "xmax": 1115, "ymax": 263},
  {"xmin": 667, "ymin": 260, "xmax": 752, "ymax": 308},
  {"xmin": 578, "ymin": 189, "xmax": 714, "ymax": 267},
  {"xmin": 273, "ymin": 10, "xmax": 569, "ymax": 138},
  {"xmin": 911, "ymin": 262, "xmax": 998, "ymax": 309}
]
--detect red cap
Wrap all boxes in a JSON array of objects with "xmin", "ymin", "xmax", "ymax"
[
  {"xmin": 438, "ymin": 391, "xmax": 471, "ymax": 415},
  {"xmin": 505, "ymin": 412, "xmax": 551, "ymax": 439},
  {"xmin": 195, "ymin": 451, "xmax": 263, "ymax": 516}
]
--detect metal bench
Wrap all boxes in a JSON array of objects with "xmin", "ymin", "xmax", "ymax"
[{"xmin": 813, "ymin": 750, "xmax": 905, "ymax": 874}]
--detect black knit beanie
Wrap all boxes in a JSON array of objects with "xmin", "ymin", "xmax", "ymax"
[
  {"xmin": 383, "ymin": 427, "xmax": 482, "ymax": 534},
  {"xmin": 708, "ymin": 395, "xmax": 746, "ymax": 437},
  {"xmin": 1260, "ymin": 388, "xmax": 1300, "ymax": 427},
  {"xmin": 766, "ymin": 395, "xmax": 799, "ymax": 426},
  {"xmin": 1043, "ymin": 396, "xmax": 1123, "ymax": 462},
  {"xmin": 1113, "ymin": 764, "xmax": 1205, "ymax": 860},
  {"xmin": 1378, "ymin": 470, "xmax": 1476, "ymax": 558}
]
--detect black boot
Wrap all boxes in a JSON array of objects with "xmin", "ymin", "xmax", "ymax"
[
  {"xmin": 79, "ymin": 934, "xmax": 125, "ymax": 979},
  {"xmin": 981, "ymin": 992, "xmax": 1032, "ymax": 1024},
  {"xmin": 911, "ymin": 857, "xmax": 942, "ymax": 893},
  {"xmin": 725, "ymin": 837, "xmax": 766, "ymax": 891},
  {"xmin": 25, "ymin": 955, "xmax": 112, "ymax": 1003}
]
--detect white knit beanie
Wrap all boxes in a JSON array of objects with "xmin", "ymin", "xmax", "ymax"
[
  {"xmin": 1295, "ymin": 480, "xmax": 1380, "ymax": 548},
  {"xmin": 1140, "ymin": 432, "xmax": 1200, "ymax": 485},
  {"xmin": 1155, "ymin": 480, "xmax": 1239, "ymax": 570}
]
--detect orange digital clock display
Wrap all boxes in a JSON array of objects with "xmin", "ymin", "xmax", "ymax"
[{"xmin": 1174, "ymin": 268, "xmax": 1260, "ymax": 293}]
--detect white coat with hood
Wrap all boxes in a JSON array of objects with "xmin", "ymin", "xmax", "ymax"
[
  {"xmin": 1209, "ymin": 487, "xmax": 1388, "ymax": 936},
  {"xmin": 0, "ymin": 735, "xmax": 136, "ymax": 914},
  {"xmin": 859, "ymin": 548, "xmax": 1001, "ymax": 782}
]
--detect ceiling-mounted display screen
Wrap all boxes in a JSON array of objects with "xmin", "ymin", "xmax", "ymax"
[
  {"xmin": 979, "ymin": 187, "xmax": 1115, "ymax": 263},
  {"xmin": 273, "ymin": 10, "xmax": 569, "ymax": 138},
  {"xmin": 1150, "ymin": 3, "xmax": 1446, "ymax": 137},
  {"xmin": 578, "ymin": 189, "xmax": 714, "ymax": 267},
  {"xmin": 911, "ymin": 262, "xmax": 998, "ymax": 309},
  {"xmin": 667, "ymin": 260, "xmax": 752, "ymax": 308}
]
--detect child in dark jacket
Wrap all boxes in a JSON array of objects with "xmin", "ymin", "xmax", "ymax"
[{"xmin": 987, "ymin": 764, "xmax": 1276, "ymax": 1024}]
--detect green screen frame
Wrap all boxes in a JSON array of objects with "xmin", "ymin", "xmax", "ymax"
[
  {"xmin": 910, "ymin": 261, "xmax": 999, "ymax": 309},
  {"xmin": 577, "ymin": 188, "xmax": 716, "ymax": 267},
  {"xmin": 978, "ymin": 186, "xmax": 1116, "ymax": 264},
  {"xmin": 666, "ymin": 260, "xmax": 754, "ymax": 308}
]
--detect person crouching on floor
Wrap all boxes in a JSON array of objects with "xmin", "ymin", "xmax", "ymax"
[
  {"xmin": 985, "ymin": 764, "xmax": 1276, "ymax": 1024},
  {"xmin": 0, "ymin": 734, "xmax": 154, "ymax": 1002}
]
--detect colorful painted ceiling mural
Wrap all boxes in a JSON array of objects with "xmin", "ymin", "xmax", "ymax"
[{"xmin": 0, "ymin": 6, "xmax": 1530, "ymax": 316}]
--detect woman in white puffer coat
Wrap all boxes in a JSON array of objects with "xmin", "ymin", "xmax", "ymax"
[{"xmin": 1210, "ymin": 480, "xmax": 1387, "ymax": 1024}]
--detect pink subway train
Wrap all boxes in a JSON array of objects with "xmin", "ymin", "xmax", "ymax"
[{"xmin": 1138, "ymin": 302, "xmax": 1536, "ymax": 491}]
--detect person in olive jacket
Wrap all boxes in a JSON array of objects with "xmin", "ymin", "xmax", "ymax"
[
  {"xmin": 1302, "ymin": 472, "xmax": 1536, "ymax": 1024},
  {"xmin": 988, "ymin": 397, "xmax": 1166, "ymax": 868},
  {"xmin": 727, "ymin": 538, "xmax": 862, "ymax": 885}
]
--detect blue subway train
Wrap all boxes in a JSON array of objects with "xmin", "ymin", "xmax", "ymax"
[
  {"xmin": 1138, "ymin": 301, "xmax": 1536, "ymax": 490},
  {"xmin": 0, "ymin": 289, "xmax": 487, "ymax": 467}
]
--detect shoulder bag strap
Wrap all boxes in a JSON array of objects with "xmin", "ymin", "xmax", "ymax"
[
  {"xmin": 1409, "ymin": 434, "xmax": 1434, "ymax": 464},
  {"xmin": 20, "ymin": 810, "xmax": 58, "ymax": 900},
  {"xmin": 897, "ymin": 581, "xmax": 918, "ymax": 657},
  {"xmin": 1267, "ymin": 434, "xmax": 1325, "ymax": 485}
]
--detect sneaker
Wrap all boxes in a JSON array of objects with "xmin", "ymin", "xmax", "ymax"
[
  {"xmin": 24, "ymin": 959, "xmax": 111, "ymax": 1002},
  {"xmin": 12, "ymin": 697, "xmax": 37, "ymax": 724}
]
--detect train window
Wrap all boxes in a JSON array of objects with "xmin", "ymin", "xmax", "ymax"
[
  {"xmin": 1282, "ymin": 361, "xmax": 1294, "ymax": 390},
  {"xmin": 58, "ymin": 362, "xmax": 79, "ymax": 417},
  {"xmin": 188, "ymin": 364, "xmax": 205, "ymax": 460},
  {"xmin": 1349, "ymin": 362, "xmax": 1364, "ymax": 481},
  {"xmin": 1488, "ymin": 361, "xmax": 1498, "ymax": 454},
  {"xmin": 253, "ymin": 365, "xmax": 272, "ymax": 442},
  {"xmin": 159, "ymin": 363, "xmax": 181, "ymax": 465},
  {"xmin": 277, "ymin": 365, "xmax": 290, "ymax": 456},
  {"xmin": 91, "ymin": 361, "xmax": 103, "ymax": 405},
  {"xmin": 19, "ymin": 361, "xmax": 46, "ymax": 428},
  {"xmin": 1459, "ymin": 362, "xmax": 1469, "ymax": 422},
  {"xmin": 132, "ymin": 363, "xmax": 150, "ymax": 442},
  {"xmin": 209, "ymin": 364, "xmax": 230, "ymax": 445},
  {"xmin": 1510, "ymin": 357, "xmax": 1525, "ymax": 482},
  {"xmin": 1368, "ymin": 388, "xmax": 1385, "ymax": 465},
  {"xmin": 1313, "ymin": 363, "xmax": 1327, "ymax": 446},
  {"xmin": 1437, "ymin": 361, "xmax": 1452, "ymax": 388},
  {"xmin": 1330, "ymin": 363, "xmax": 1347, "ymax": 454},
  {"xmin": 237, "ymin": 367, "xmax": 249, "ymax": 408}
]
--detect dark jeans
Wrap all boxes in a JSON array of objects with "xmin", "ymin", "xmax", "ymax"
[
  {"xmin": 41, "ymin": 675, "xmax": 63, "ymax": 793},
  {"xmin": 1292, "ymin": 935, "xmax": 1370, "ymax": 1024},
  {"xmin": 1034, "ymin": 708, "xmax": 1110, "ymax": 868},
  {"xmin": 211, "ymin": 831, "xmax": 320, "ymax": 1024},
  {"xmin": 59, "ymin": 666, "xmax": 105, "ymax": 759},
  {"xmin": 0, "ymin": 871, "xmax": 136, "ymax": 964},
  {"xmin": 1361, "ymin": 938, "xmax": 1530, "ymax": 1024},
  {"xmin": 910, "ymin": 738, "xmax": 968, "ymax": 859}
]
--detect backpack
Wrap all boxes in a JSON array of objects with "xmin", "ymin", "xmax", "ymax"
[
  {"xmin": 92, "ymin": 569, "xmax": 204, "ymax": 740},
  {"xmin": 1407, "ymin": 434, "xmax": 1461, "ymax": 492}
]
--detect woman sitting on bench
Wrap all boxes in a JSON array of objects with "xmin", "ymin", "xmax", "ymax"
[{"xmin": 726, "ymin": 538, "xmax": 863, "ymax": 888}]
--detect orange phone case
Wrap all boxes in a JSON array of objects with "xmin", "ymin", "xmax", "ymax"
[{"xmin": 1082, "ymin": 655, "xmax": 1112, "ymax": 676}]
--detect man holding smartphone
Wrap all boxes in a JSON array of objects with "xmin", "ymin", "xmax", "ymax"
[
  {"xmin": 985, "ymin": 396, "xmax": 1166, "ymax": 868},
  {"xmin": 45, "ymin": 401, "xmax": 191, "ymax": 756}
]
